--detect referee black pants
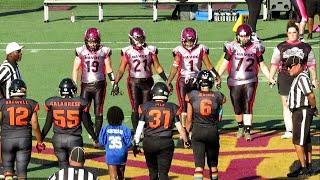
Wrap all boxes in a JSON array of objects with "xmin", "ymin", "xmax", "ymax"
[{"xmin": 143, "ymin": 136, "xmax": 174, "ymax": 180}]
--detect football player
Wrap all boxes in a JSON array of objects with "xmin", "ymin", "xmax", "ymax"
[
  {"xmin": 134, "ymin": 82, "xmax": 190, "ymax": 180},
  {"xmin": 218, "ymin": 24, "xmax": 270, "ymax": 141},
  {"xmin": 0, "ymin": 79, "xmax": 45, "ymax": 179},
  {"xmin": 111, "ymin": 27, "xmax": 169, "ymax": 131},
  {"xmin": 41, "ymin": 78, "xmax": 98, "ymax": 169},
  {"xmin": 185, "ymin": 70, "xmax": 226, "ymax": 180},
  {"xmin": 72, "ymin": 27, "xmax": 115, "ymax": 138},
  {"xmin": 166, "ymin": 27, "xmax": 221, "ymax": 127}
]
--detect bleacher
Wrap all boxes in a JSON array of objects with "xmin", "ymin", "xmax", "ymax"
[{"xmin": 43, "ymin": 0, "xmax": 269, "ymax": 22}]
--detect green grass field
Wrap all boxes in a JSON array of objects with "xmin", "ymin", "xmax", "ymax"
[{"xmin": 0, "ymin": 0, "xmax": 319, "ymax": 178}]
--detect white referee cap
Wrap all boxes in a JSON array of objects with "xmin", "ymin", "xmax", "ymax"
[
  {"xmin": 70, "ymin": 147, "xmax": 85, "ymax": 163},
  {"xmin": 6, "ymin": 42, "xmax": 24, "ymax": 55}
]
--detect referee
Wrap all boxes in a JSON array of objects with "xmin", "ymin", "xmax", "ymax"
[
  {"xmin": 0, "ymin": 42, "xmax": 24, "ymax": 177},
  {"xmin": 48, "ymin": 147, "xmax": 98, "ymax": 180},
  {"xmin": 286, "ymin": 55, "xmax": 318, "ymax": 177},
  {"xmin": 0, "ymin": 42, "xmax": 23, "ymax": 98}
]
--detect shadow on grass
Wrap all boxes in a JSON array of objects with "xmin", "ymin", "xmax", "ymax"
[{"xmin": 0, "ymin": 7, "xmax": 43, "ymax": 17}]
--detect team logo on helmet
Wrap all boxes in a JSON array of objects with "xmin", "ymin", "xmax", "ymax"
[
  {"xmin": 9, "ymin": 79, "xmax": 27, "ymax": 97},
  {"xmin": 181, "ymin": 27, "xmax": 198, "ymax": 50},
  {"xmin": 84, "ymin": 28, "xmax": 101, "ymax": 52},
  {"xmin": 129, "ymin": 27, "xmax": 145, "ymax": 47},
  {"xmin": 59, "ymin": 78, "xmax": 77, "ymax": 97}
]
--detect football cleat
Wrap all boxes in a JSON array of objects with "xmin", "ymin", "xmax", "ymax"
[
  {"xmin": 245, "ymin": 132, "xmax": 252, "ymax": 141},
  {"xmin": 236, "ymin": 127, "xmax": 244, "ymax": 139},
  {"xmin": 281, "ymin": 131, "xmax": 293, "ymax": 139},
  {"xmin": 287, "ymin": 167, "xmax": 310, "ymax": 177}
]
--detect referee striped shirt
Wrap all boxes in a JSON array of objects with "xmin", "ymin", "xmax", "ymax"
[
  {"xmin": 0, "ymin": 60, "xmax": 22, "ymax": 98},
  {"xmin": 48, "ymin": 167, "xmax": 98, "ymax": 180},
  {"xmin": 288, "ymin": 71, "xmax": 313, "ymax": 110}
]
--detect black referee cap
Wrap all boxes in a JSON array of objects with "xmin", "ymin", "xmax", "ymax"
[
  {"xmin": 70, "ymin": 147, "xmax": 85, "ymax": 163},
  {"xmin": 285, "ymin": 55, "xmax": 302, "ymax": 68}
]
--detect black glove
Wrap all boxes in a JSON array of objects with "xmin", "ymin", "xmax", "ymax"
[
  {"xmin": 312, "ymin": 107, "xmax": 319, "ymax": 117},
  {"xmin": 111, "ymin": 83, "xmax": 120, "ymax": 96},
  {"xmin": 133, "ymin": 144, "xmax": 141, "ymax": 157}
]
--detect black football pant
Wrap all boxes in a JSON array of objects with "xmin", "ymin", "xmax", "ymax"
[
  {"xmin": 143, "ymin": 136, "xmax": 174, "ymax": 180},
  {"xmin": 127, "ymin": 77, "xmax": 153, "ymax": 130},
  {"xmin": 2, "ymin": 137, "xmax": 32, "ymax": 177},
  {"xmin": 52, "ymin": 134, "xmax": 83, "ymax": 169},
  {"xmin": 191, "ymin": 124, "xmax": 220, "ymax": 168},
  {"xmin": 81, "ymin": 80, "xmax": 106, "ymax": 137}
]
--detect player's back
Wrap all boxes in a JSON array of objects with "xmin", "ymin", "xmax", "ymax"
[
  {"xmin": 186, "ymin": 90, "xmax": 224, "ymax": 126},
  {"xmin": 103, "ymin": 125, "xmax": 132, "ymax": 156},
  {"xmin": 140, "ymin": 101, "xmax": 180, "ymax": 137},
  {"xmin": 45, "ymin": 96, "xmax": 88, "ymax": 136},
  {"xmin": 0, "ymin": 98, "xmax": 39, "ymax": 139}
]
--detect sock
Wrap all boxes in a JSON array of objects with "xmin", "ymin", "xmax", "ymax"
[
  {"xmin": 283, "ymin": 107, "xmax": 292, "ymax": 132},
  {"xmin": 245, "ymin": 125, "xmax": 251, "ymax": 133},
  {"xmin": 238, "ymin": 122, "xmax": 244, "ymax": 129}
]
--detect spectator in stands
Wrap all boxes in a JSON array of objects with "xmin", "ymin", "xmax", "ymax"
[
  {"xmin": 306, "ymin": 0, "xmax": 320, "ymax": 39},
  {"xmin": 245, "ymin": 0, "xmax": 263, "ymax": 42},
  {"xmin": 48, "ymin": 147, "xmax": 98, "ymax": 180}
]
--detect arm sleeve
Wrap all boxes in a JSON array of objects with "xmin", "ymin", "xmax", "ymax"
[
  {"xmin": 41, "ymin": 109, "xmax": 53, "ymax": 140},
  {"xmin": 0, "ymin": 67, "xmax": 10, "ymax": 83},
  {"xmin": 82, "ymin": 112, "xmax": 97, "ymax": 141}
]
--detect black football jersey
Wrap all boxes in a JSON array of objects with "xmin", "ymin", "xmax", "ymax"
[
  {"xmin": 185, "ymin": 90, "xmax": 224, "ymax": 125},
  {"xmin": 0, "ymin": 98, "xmax": 39, "ymax": 138},
  {"xmin": 45, "ymin": 96, "xmax": 88, "ymax": 136},
  {"xmin": 271, "ymin": 41, "xmax": 314, "ymax": 72},
  {"xmin": 139, "ymin": 101, "xmax": 180, "ymax": 137}
]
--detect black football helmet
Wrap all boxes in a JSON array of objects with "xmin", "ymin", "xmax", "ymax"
[
  {"xmin": 196, "ymin": 70, "xmax": 214, "ymax": 89},
  {"xmin": 151, "ymin": 82, "xmax": 169, "ymax": 100},
  {"xmin": 59, "ymin": 78, "xmax": 77, "ymax": 97},
  {"xmin": 9, "ymin": 79, "xmax": 27, "ymax": 97}
]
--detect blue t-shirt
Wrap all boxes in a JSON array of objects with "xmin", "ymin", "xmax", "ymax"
[{"xmin": 99, "ymin": 125, "xmax": 132, "ymax": 165}]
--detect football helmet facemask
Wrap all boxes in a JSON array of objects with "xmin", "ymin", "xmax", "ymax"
[
  {"xmin": 59, "ymin": 78, "xmax": 77, "ymax": 97},
  {"xmin": 151, "ymin": 82, "xmax": 169, "ymax": 101},
  {"xmin": 84, "ymin": 28, "xmax": 101, "ymax": 52},
  {"xmin": 9, "ymin": 79, "xmax": 27, "ymax": 97},
  {"xmin": 129, "ymin": 27, "xmax": 145, "ymax": 47},
  {"xmin": 197, "ymin": 70, "xmax": 214, "ymax": 89},
  {"xmin": 181, "ymin": 27, "xmax": 198, "ymax": 50}
]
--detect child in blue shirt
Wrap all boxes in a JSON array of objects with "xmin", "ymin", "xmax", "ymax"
[{"xmin": 99, "ymin": 106, "xmax": 132, "ymax": 180}]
